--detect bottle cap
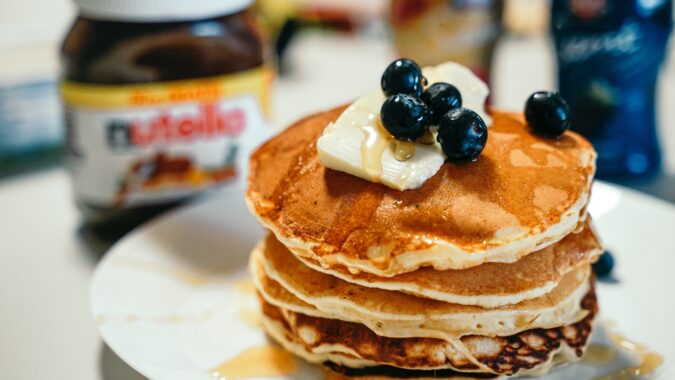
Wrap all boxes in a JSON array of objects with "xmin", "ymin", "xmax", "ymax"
[{"xmin": 73, "ymin": 0, "xmax": 252, "ymax": 22}]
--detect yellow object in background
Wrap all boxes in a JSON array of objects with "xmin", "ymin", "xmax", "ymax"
[
  {"xmin": 256, "ymin": 0, "xmax": 300, "ymax": 37},
  {"xmin": 503, "ymin": 0, "xmax": 549, "ymax": 35}
]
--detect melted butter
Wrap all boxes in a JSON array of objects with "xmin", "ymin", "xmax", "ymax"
[
  {"xmin": 111, "ymin": 257, "xmax": 209, "ymax": 286},
  {"xmin": 583, "ymin": 344, "xmax": 616, "ymax": 364},
  {"xmin": 393, "ymin": 140, "xmax": 416, "ymax": 161},
  {"xmin": 211, "ymin": 346, "xmax": 297, "ymax": 379},
  {"xmin": 361, "ymin": 121, "xmax": 391, "ymax": 180}
]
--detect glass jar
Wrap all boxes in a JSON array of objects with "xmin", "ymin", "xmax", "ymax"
[{"xmin": 60, "ymin": 0, "xmax": 272, "ymax": 238}]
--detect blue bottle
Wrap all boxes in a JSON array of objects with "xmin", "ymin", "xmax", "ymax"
[{"xmin": 552, "ymin": 0, "xmax": 672, "ymax": 179}]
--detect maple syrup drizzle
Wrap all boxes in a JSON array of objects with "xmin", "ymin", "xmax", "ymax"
[
  {"xmin": 361, "ymin": 123, "xmax": 390, "ymax": 180},
  {"xmin": 587, "ymin": 323, "xmax": 664, "ymax": 379},
  {"xmin": 582, "ymin": 344, "xmax": 615, "ymax": 364},
  {"xmin": 393, "ymin": 140, "xmax": 416, "ymax": 161},
  {"xmin": 210, "ymin": 346, "xmax": 297, "ymax": 379}
]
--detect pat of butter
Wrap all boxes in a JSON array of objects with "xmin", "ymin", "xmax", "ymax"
[{"xmin": 317, "ymin": 62, "xmax": 490, "ymax": 191}]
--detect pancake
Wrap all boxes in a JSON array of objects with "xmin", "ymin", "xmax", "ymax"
[
  {"xmin": 286, "ymin": 220, "xmax": 601, "ymax": 307},
  {"xmin": 259, "ymin": 281, "xmax": 597, "ymax": 376},
  {"xmin": 246, "ymin": 107, "xmax": 596, "ymax": 276},
  {"xmin": 251, "ymin": 242, "xmax": 591, "ymax": 339},
  {"xmin": 324, "ymin": 364, "xmax": 498, "ymax": 380}
]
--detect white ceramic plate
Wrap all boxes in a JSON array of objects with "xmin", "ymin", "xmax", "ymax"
[{"xmin": 91, "ymin": 182, "xmax": 675, "ymax": 380}]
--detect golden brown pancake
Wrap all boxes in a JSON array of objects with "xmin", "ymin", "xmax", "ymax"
[
  {"xmin": 247, "ymin": 107, "xmax": 596, "ymax": 276},
  {"xmin": 251, "ymin": 243, "xmax": 591, "ymax": 338},
  {"xmin": 280, "ymin": 220, "xmax": 601, "ymax": 307},
  {"xmin": 259, "ymin": 281, "xmax": 597, "ymax": 376}
]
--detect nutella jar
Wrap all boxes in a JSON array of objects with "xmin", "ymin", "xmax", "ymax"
[{"xmin": 60, "ymin": 0, "xmax": 271, "ymax": 237}]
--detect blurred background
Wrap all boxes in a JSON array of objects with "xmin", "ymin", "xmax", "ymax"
[
  {"xmin": 2, "ymin": 0, "xmax": 674, "ymax": 195},
  {"xmin": 1, "ymin": 0, "xmax": 673, "ymax": 191},
  {"xmin": 0, "ymin": 0, "xmax": 673, "ymax": 378}
]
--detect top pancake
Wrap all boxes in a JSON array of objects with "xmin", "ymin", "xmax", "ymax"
[{"xmin": 247, "ymin": 107, "xmax": 596, "ymax": 276}]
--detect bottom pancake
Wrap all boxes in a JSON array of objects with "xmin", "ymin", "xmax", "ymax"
[
  {"xmin": 323, "ymin": 363, "xmax": 498, "ymax": 379},
  {"xmin": 258, "ymin": 281, "xmax": 597, "ymax": 377}
]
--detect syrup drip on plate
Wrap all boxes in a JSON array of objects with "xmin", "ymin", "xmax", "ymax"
[
  {"xmin": 582, "ymin": 344, "xmax": 615, "ymax": 364},
  {"xmin": 210, "ymin": 346, "xmax": 297, "ymax": 379},
  {"xmin": 593, "ymin": 331, "xmax": 663, "ymax": 379},
  {"xmin": 586, "ymin": 322, "xmax": 664, "ymax": 379}
]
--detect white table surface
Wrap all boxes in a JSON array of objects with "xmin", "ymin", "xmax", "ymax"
[{"xmin": 1, "ymin": 30, "xmax": 674, "ymax": 380}]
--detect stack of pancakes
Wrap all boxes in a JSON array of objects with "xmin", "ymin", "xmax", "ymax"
[{"xmin": 246, "ymin": 107, "xmax": 601, "ymax": 378}]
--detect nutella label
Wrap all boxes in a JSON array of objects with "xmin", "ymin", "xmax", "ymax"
[{"xmin": 61, "ymin": 66, "xmax": 272, "ymax": 207}]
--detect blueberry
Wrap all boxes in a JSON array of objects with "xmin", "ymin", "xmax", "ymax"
[
  {"xmin": 421, "ymin": 82, "xmax": 462, "ymax": 124},
  {"xmin": 380, "ymin": 94, "xmax": 431, "ymax": 141},
  {"xmin": 524, "ymin": 91, "xmax": 571, "ymax": 138},
  {"xmin": 437, "ymin": 108, "xmax": 487, "ymax": 161},
  {"xmin": 381, "ymin": 58, "xmax": 425, "ymax": 97},
  {"xmin": 592, "ymin": 251, "xmax": 615, "ymax": 278}
]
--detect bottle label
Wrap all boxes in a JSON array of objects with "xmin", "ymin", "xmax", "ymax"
[{"xmin": 61, "ymin": 66, "xmax": 273, "ymax": 207}]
